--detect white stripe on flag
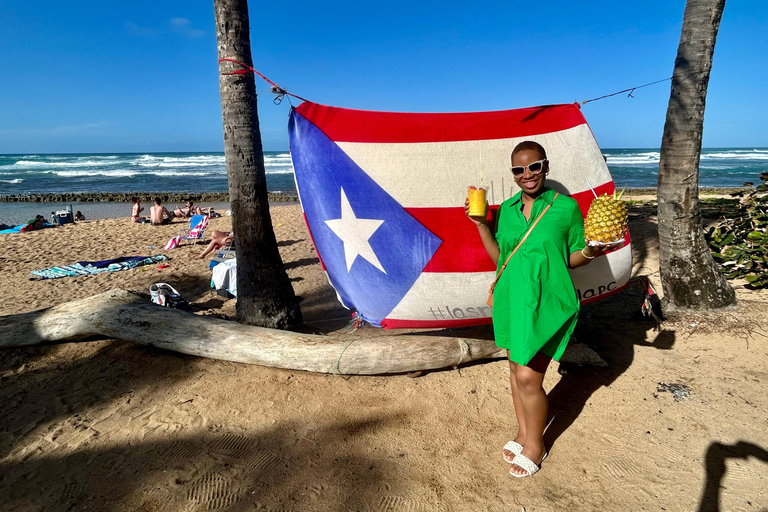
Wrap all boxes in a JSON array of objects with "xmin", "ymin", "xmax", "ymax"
[
  {"xmin": 337, "ymin": 124, "xmax": 612, "ymax": 208},
  {"xmin": 383, "ymin": 245, "xmax": 633, "ymax": 321}
]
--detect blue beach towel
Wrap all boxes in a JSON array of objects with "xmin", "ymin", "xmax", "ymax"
[
  {"xmin": 0, "ymin": 222, "xmax": 56, "ymax": 234},
  {"xmin": 31, "ymin": 254, "xmax": 169, "ymax": 279}
]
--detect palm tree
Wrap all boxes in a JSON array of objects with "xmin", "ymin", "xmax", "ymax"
[
  {"xmin": 658, "ymin": 0, "xmax": 735, "ymax": 310},
  {"xmin": 213, "ymin": 0, "xmax": 302, "ymax": 327}
]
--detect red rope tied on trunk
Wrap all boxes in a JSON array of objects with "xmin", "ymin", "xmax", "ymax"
[{"xmin": 218, "ymin": 58, "xmax": 309, "ymax": 105}]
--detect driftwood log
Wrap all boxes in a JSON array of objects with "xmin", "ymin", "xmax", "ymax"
[
  {"xmin": 0, "ymin": 289, "xmax": 504, "ymax": 374},
  {"xmin": 0, "ymin": 289, "xmax": 605, "ymax": 374}
]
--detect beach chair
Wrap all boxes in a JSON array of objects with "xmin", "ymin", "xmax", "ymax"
[
  {"xmin": 177, "ymin": 215, "xmax": 209, "ymax": 245},
  {"xmin": 209, "ymin": 242, "xmax": 236, "ymax": 270}
]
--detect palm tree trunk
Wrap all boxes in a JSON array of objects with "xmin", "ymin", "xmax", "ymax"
[
  {"xmin": 214, "ymin": 0, "xmax": 302, "ymax": 327},
  {"xmin": 658, "ymin": 0, "xmax": 735, "ymax": 310}
]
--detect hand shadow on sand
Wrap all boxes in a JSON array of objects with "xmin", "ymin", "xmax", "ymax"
[{"xmin": 697, "ymin": 440, "xmax": 768, "ymax": 512}]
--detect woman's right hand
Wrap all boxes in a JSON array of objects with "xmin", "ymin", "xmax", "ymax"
[{"xmin": 464, "ymin": 197, "xmax": 488, "ymax": 227}]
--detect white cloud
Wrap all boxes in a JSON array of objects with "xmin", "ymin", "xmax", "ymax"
[
  {"xmin": 125, "ymin": 21, "xmax": 156, "ymax": 37},
  {"xmin": 169, "ymin": 18, "xmax": 205, "ymax": 39}
]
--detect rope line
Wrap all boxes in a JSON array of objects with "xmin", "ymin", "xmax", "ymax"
[
  {"xmin": 220, "ymin": 58, "xmax": 708, "ymax": 109},
  {"xmin": 581, "ymin": 77, "xmax": 671, "ymax": 104},
  {"xmin": 218, "ymin": 58, "xmax": 310, "ymax": 105},
  {"xmin": 581, "ymin": 70, "xmax": 708, "ymax": 105}
]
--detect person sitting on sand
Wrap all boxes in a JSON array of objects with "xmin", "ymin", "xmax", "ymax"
[
  {"xmin": 198, "ymin": 230, "xmax": 234, "ymax": 259},
  {"xmin": 130, "ymin": 197, "xmax": 145, "ymax": 223},
  {"xmin": 174, "ymin": 200, "xmax": 202, "ymax": 218},
  {"xmin": 150, "ymin": 198, "xmax": 175, "ymax": 225},
  {"xmin": 75, "ymin": 211, "xmax": 85, "ymax": 221}
]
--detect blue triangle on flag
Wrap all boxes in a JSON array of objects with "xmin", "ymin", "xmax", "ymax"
[{"xmin": 289, "ymin": 110, "xmax": 442, "ymax": 326}]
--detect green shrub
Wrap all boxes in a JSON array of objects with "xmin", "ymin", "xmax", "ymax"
[{"xmin": 705, "ymin": 173, "xmax": 768, "ymax": 289}]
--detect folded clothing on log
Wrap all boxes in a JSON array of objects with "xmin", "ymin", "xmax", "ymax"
[{"xmin": 31, "ymin": 255, "xmax": 169, "ymax": 279}]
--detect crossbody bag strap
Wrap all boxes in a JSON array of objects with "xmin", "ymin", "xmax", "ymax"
[{"xmin": 487, "ymin": 192, "xmax": 559, "ymax": 295}]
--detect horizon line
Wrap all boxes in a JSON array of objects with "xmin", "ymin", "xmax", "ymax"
[{"xmin": 2, "ymin": 146, "xmax": 767, "ymax": 156}]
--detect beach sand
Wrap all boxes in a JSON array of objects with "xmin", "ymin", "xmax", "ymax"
[{"xmin": 1, "ymin": 204, "xmax": 767, "ymax": 511}]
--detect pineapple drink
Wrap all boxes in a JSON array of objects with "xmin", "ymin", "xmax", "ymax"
[
  {"xmin": 584, "ymin": 188, "xmax": 628, "ymax": 244},
  {"xmin": 468, "ymin": 186, "xmax": 487, "ymax": 217}
]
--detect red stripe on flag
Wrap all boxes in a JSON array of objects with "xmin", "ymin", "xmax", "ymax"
[
  {"xmin": 406, "ymin": 187, "xmax": 631, "ymax": 273},
  {"xmin": 381, "ymin": 316, "xmax": 492, "ymax": 329},
  {"xmin": 296, "ymin": 102, "xmax": 587, "ymax": 143},
  {"xmin": 406, "ymin": 206, "xmax": 498, "ymax": 272}
]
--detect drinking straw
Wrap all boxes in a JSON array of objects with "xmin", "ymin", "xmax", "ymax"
[{"xmin": 585, "ymin": 178, "xmax": 598, "ymax": 199}]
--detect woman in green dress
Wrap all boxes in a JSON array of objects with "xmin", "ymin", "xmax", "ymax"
[{"xmin": 465, "ymin": 141, "xmax": 610, "ymax": 477}]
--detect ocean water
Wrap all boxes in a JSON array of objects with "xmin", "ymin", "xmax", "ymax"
[
  {"xmin": 0, "ymin": 152, "xmax": 295, "ymax": 196},
  {"xmin": 1, "ymin": 148, "xmax": 766, "ymax": 226},
  {"xmin": 603, "ymin": 148, "xmax": 768, "ymax": 188}
]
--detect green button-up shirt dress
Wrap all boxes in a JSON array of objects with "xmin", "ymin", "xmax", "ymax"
[{"xmin": 492, "ymin": 187, "xmax": 586, "ymax": 365}]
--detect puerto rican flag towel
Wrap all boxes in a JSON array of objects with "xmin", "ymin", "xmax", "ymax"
[{"xmin": 289, "ymin": 102, "xmax": 632, "ymax": 328}]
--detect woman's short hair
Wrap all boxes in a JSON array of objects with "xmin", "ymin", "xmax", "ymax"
[{"xmin": 511, "ymin": 141, "xmax": 547, "ymax": 162}]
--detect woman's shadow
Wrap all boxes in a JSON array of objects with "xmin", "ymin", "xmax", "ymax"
[
  {"xmin": 544, "ymin": 274, "xmax": 674, "ymax": 448},
  {"xmin": 540, "ymin": 186, "xmax": 671, "ymax": 446}
]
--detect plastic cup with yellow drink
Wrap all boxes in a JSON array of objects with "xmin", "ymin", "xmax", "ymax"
[{"xmin": 467, "ymin": 186, "xmax": 488, "ymax": 217}]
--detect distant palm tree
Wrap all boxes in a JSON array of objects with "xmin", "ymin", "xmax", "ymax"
[
  {"xmin": 658, "ymin": 0, "xmax": 735, "ymax": 310},
  {"xmin": 214, "ymin": 0, "xmax": 302, "ymax": 327}
]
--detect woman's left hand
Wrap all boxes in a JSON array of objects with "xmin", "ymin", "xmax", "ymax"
[{"xmin": 584, "ymin": 241, "xmax": 622, "ymax": 258}]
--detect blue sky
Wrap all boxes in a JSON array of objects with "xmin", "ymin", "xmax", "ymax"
[{"xmin": 0, "ymin": 0, "xmax": 765, "ymax": 153}]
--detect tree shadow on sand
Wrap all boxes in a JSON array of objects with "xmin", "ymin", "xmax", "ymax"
[
  {"xmin": 0, "ymin": 300, "xmax": 410, "ymax": 511},
  {"xmin": 0, "ymin": 415, "xmax": 407, "ymax": 512},
  {"xmin": 0, "ymin": 341, "xmax": 198, "ymax": 462}
]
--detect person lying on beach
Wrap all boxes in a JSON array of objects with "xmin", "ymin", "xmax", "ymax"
[
  {"xmin": 150, "ymin": 198, "xmax": 175, "ymax": 225},
  {"xmin": 174, "ymin": 200, "xmax": 202, "ymax": 218},
  {"xmin": 130, "ymin": 197, "xmax": 145, "ymax": 223},
  {"xmin": 75, "ymin": 211, "xmax": 85, "ymax": 221},
  {"xmin": 198, "ymin": 230, "xmax": 234, "ymax": 259},
  {"xmin": 195, "ymin": 206, "xmax": 220, "ymax": 217},
  {"xmin": 19, "ymin": 215, "xmax": 47, "ymax": 232}
]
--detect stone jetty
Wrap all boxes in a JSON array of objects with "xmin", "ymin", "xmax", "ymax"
[{"xmin": 0, "ymin": 192, "xmax": 298, "ymax": 203}]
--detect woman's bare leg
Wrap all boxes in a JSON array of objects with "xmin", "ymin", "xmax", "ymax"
[
  {"xmin": 503, "ymin": 356, "xmax": 528, "ymax": 463},
  {"xmin": 509, "ymin": 352, "xmax": 551, "ymax": 476},
  {"xmin": 198, "ymin": 232, "xmax": 233, "ymax": 259},
  {"xmin": 198, "ymin": 240, "xmax": 218, "ymax": 259}
]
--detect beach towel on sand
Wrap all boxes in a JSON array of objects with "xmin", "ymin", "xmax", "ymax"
[
  {"xmin": 0, "ymin": 222, "xmax": 55, "ymax": 234},
  {"xmin": 289, "ymin": 101, "xmax": 633, "ymax": 328},
  {"xmin": 164, "ymin": 236, "xmax": 181, "ymax": 250},
  {"xmin": 31, "ymin": 254, "xmax": 168, "ymax": 279}
]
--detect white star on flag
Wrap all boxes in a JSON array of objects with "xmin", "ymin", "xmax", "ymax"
[{"xmin": 325, "ymin": 188, "xmax": 386, "ymax": 273}]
